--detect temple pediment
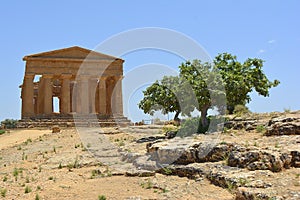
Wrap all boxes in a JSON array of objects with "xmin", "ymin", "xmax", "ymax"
[{"xmin": 23, "ymin": 46, "xmax": 122, "ymax": 61}]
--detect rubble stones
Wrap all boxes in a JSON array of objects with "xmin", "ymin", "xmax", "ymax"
[{"xmin": 52, "ymin": 126, "xmax": 61, "ymax": 133}]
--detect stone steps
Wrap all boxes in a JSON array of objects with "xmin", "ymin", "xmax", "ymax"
[{"xmin": 17, "ymin": 117, "xmax": 132, "ymax": 128}]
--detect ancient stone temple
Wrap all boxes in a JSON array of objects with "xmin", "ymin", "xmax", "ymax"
[{"xmin": 19, "ymin": 46, "xmax": 130, "ymax": 127}]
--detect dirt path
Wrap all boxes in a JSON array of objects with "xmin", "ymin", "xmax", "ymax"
[{"xmin": 0, "ymin": 129, "xmax": 52, "ymax": 150}]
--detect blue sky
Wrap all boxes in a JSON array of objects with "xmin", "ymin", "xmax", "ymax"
[{"xmin": 0, "ymin": 1, "xmax": 299, "ymax": 122}]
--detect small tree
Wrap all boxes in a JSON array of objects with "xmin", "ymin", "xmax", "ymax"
[
  {"xmin": 179, "ymin": 60, "xmax": 225, "ymax": 127},
  {"xmin": 139, "ymin": 53, "xmax": 279, "ymax": 130}
]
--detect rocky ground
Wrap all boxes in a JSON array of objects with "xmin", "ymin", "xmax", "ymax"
[{"xmin": 0, "ymin": 111, "xmax": 299, "ymax": 199}]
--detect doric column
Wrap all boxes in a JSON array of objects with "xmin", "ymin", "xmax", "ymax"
[
  {"xmin": 60, "ymin": 74, "xmax": 72, "ymax": 114},
  {"xmin": 113, "ymin": 76, "xmax": 124, "ymax": 116},
  {"xmin": 89, "ymin": 78, "xmax": 98, "ymax": 114},
  {"xmin": 79, "ymin": 76, "xmax": 89, "ymax": 114},
  {"xmin": 21, "ymin": 74, "xmax": 35, "ymax": 118},
  {"xmin": 98, "ymin": 76, "xmax": 107, "ymax": 115},
  {"xmin": 72, "ymin": 81, "xmax": 80, "ymax": 113},
  {"xmin": 43, "ymin": 74, "xmax": 53, "ymax": 115},
  {"xmin": 71, "ymin": 81, "xmax": 78, "ymax": 113},
  {"xmin": 106, "ymin": 78, "xmax": 115, "ymax": 115},
  {"xmin": 37, "ymin": 77, "xmax": 45, "ymax": 114}
]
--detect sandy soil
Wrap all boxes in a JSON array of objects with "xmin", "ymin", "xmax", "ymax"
[
  {"xmin": 0, "ymin": 129, "xmax": 52, "ymax": 150},
  {"xmin": 0, "ymin": 128, "xmax": 233, "ymax": 200}
]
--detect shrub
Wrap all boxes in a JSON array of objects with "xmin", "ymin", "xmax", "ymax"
[
  {"xmin": 0, "ymin": 188, "xmax": 7, "ymax": 197},
  {"xmin": 24, "ymin": 185, "xmax": 32, "ymax": 193},
  {"xmin": 256, "ymin": 125, "xmax": 266, "ymax": 133},
  {"xmin": 0, "ymin": 130, "xmax": 5, "ymax": 135},
  {"xmin": 233, "ymin": 105, "xmax": 250, "ymax": 115},
  {"xmin": 1, "ymin": 119, "xmax": 18, "ymax": 129},
  {"xmin": 177, "ymin": 117, "xmax": 207, "ymax": 137},
  {"xmin": 153, "ymin": 118, "xmax": 164, "ymax": 125},
  {"xmin": 284, "ymin": 108, "xmax": 291, "ymax": 113},
  {"xmin": 177, "ymin": 116, "xmax": 225, "ymax": 137},
  {"xmin": 162, "ymin": 125, "xmax": 178, "ymax": 133},
  {"xmin": 98, "ymin": 195, "xmax": 106, "ymax": 200},
  {"xmin": 35, "ymin": 194, "xmax": 40, "ymax": 200}
]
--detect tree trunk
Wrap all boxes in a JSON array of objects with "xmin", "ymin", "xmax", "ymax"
[
  {"xmin": 200, "ymin": 105, "xmax": 209, "ymax": 128},
  {"xmin": 227, "ymin": 105, "xmax": 234, "ymax": 114},
  {"xmin": 174, "ymin": 111, "xmax": 180, "ymax": 121}
]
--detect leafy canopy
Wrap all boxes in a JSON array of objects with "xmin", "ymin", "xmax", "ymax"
[
  {"xmin": 214, "ymin": 53, "xmax": 280, "ymax": 113},
  {"xmin": 138, "ymin": 53, "xmax": 280, "ymax": 127}
]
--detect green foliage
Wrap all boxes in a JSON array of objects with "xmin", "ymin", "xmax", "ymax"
[
  {"xmin": 91, "ymin": 169, "xmax": 101, "ymax": 179},
  {"xmin": 35, "ymin": 194, "xmax": 40, "ymax": 200},
  {"xmin": 161, "ymin": 125, "xmax": 178, "ymax": 133},
  {"xmin": 139, "ymin": 53, "xmax": 279, "ymax": 128},
  {"xmin": 214, "ymin": 53, "xmax": 280, "ymax": 114},
  {"xmin": 98, "ymin": 195, "xmax": 107, "ymax": 200},
  {"xmin": 233, "ymin": 104, "xmax": 251, "ymax": 115},
  {"xmin": 256, "ymin": 125, "xmax": 266, "ymax": 133},
  {"xmin": 140, "ymin": 179, "xmax": 153, "ymax": 189},
  {"xmin": 67, "ymin": 156, "xmax": 80, "ymax": 170},
  {"xmin": 24, "ymin": 138, "xmax": 32, "ymax": 145},
  {"xmin": 24, "ymin": 185, "xmax": 32, "ymax": 193},
  {"xmin": 138, "ymin": 76, "xmax": 190, "ymax": 120},
  {"xmin": 0, "ymin": 130, "xmax": 5, "ymax": 135},
  {"xmin": 178, "ymin": 117, "xmax": 209, "ymax": 137},
  {"xmin": 1, "ymin": 119, "xmax": 18, "ymax": 129},
  {"xmin": 178, "ymin": 116, "xmax": 225, "ymax": 136},
  {"xmin": 13, "ymin": 168, "xmax": 20, "ymax": 180},
  {"xmin": 0, "ymin": 188, "xmax": 7, "ymax": 197},
  {"xmin": 162, "ymin": 167, "xmax": 173, "ymax": 175}
]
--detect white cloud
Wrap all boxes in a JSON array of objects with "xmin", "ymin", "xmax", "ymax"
[
  {"xmin": 268, "ymin": 40, "xmax": 276, "ymax": 44},
  {"xmin": 257, "ymin": 49, "xmax": 266, "ymax": 54}
]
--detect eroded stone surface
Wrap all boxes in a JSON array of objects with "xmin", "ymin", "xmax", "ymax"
[{"xmin": 266, "ymin": 117, "xmax": 300, "ymax": 136}]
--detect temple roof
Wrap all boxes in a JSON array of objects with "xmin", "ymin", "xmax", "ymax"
[{"xmin": 23, "ymin": 46, "xmax": 123, "ymax": 61}]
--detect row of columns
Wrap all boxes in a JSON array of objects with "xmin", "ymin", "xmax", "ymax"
[{"xmin": 21, "ymin": 73, "xmax": 123, "ymax": 118}]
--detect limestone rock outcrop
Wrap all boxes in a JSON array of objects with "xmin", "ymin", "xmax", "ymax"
[{"xmin": 265, "ymin": 116, "xmax": 300, "ymax": 136}]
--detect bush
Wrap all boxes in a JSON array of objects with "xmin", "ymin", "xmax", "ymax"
[
  {"xmin": 233, "ymin": 105, "xmax": 250, "ymax": 115},
  {"xmin": 0, "ymin": 130, "xmax": 5, "ymax": 135},
  {"xmin": 177, "ymin": 117, "xmax": 209, "ymax": 137},
  {"xmin": 256, "ymin": 125, "xmax": 266, "ymax": 133},
  {"xmin": 177, "ymin": 116, "xmax": 226, "ymax": 137},
  {"xmin": 24, "ymin": 185, "xmax": 32, "ymax": 193},
  {"xmin": 0, "ymin": 188, "xmax": 7, "ymax": 197},
  {"xmin": 98, "ymin": 195, "xmax": 106, "ymax": 200},
  {"xmin": 1, "ymin": 119, "xmax": 18, "ymax": 129},
  {"xmin": 162, "ymin": 125, "xmax": 178, "ymax": 133}
]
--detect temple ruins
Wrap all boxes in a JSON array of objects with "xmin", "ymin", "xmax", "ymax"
[{"xmin": 19, "ymin": 46, "xmax": 130, "ymax": 127}]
